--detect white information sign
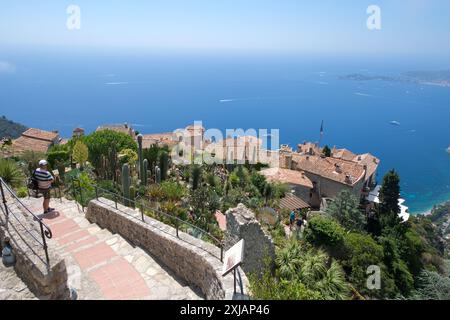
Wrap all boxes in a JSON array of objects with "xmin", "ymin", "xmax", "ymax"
[{"xmin": 222, "ymin": 239, "xmax": 244, "ymax": 276}]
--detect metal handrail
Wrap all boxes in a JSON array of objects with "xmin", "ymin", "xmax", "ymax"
[
  {"xmin": 70, "ymin": 178, "xmax": 224, "ymax": 261},
  {"xmin": 0, "ymin": 178, "xmax": 52, "ymax": 265}
]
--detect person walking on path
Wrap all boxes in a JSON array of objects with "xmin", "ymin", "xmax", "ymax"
[
  {"xmin": 33, "ymin": 160, "xmax": 55, "ymax": 214},
  {"xmin": 289, "ymin": 210, "xmax": 296, "ymax": 230}
]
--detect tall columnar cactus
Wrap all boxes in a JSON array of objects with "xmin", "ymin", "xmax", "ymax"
[
  {"xmin": 155, "ymin": 166, "xmax": 161, "ymax": 184},
  {"xmin": 122, "ymin": 163, "xmax": 130, "ymax": 206},
  {"xmin": 159, "ymin": 150, "xmax": 168, "ymax": 181},
  {"xmin": 129, "ymin": 185, "xmax": 136, "ymax": 207},
  {"xmin": 137, "ymin": 134, "xmax": 144, "ymax": 184},
  {"xmin": 143, "ymin": 159, "xmax": 148, "ymax": 186},
  {"xmin": 109, "ymin": 147, "xmax": 119, "ymax": 181},
  {"xmin": 191, "ymin": 164, "xmax": 202, "ymax": 190}
]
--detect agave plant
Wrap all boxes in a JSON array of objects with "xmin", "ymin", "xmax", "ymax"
[
  {"xmin": 275, "ymin": 239, "xmax": 302, "ymax": 280},
  {"xmin": 0, "ymin": 159, "xmax": 25, "ymax": 188}
]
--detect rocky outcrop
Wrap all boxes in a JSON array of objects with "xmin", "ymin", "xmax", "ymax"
[{"xmin": 226, "ymin": 204, "xmax": 275, "ymax": 277}]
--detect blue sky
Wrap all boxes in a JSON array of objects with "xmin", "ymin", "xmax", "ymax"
[{"xmin": 1, "ymin": 0, "xmax": 450, "ymax": 56}]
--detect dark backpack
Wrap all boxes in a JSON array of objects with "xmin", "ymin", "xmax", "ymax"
[{"xmin": 27, "ymin": 170, "xmax": 39, "ymax": 191}]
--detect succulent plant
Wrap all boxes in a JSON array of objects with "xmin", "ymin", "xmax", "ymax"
[
  {"xmin": 143, "ymin": 158, "xmax": 148, "ymax": 186},
  {"xmin": 155, "ymin": 165, "xmax": 161, "ymax": 184},
  {"xmin": 122, "ymin": 163, "xmax": 130, "ymax": 206},
  {"xmin": 137, "ymin": 134, "xmax": 144, "ymax": 185}
]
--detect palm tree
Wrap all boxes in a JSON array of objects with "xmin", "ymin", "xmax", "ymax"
[
  {"xmin": 0, "ymin": 159, "xmax": 25, "ymax": 187},
  {"xmin": 299, "ymin": 249, "xmax": 328, "ymax": 286},
  {"xmin": 316, "ymin": 260, "xmax": 350, "ymax": 300},
  {"xmin": 276, "ymin": 244, "xmax": 350, "ymax": 300}
]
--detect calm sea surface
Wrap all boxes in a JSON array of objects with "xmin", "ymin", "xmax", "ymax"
[{"xmin": 1, "ymin": 50, "xmax": 449, "ymax": 214}]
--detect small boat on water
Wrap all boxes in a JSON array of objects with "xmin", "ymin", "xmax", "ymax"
[
  {"xmin": 389, "ymin": 120, "xmax": 401, "ymax": 126},
  {"xmin": 447, "ymin": 147, "xmax": 450, "ymax": 154}
]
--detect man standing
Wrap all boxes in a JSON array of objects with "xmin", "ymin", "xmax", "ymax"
[{"xmin": 34, "ymin": 160, "xmax": 55, "ymax": 214}]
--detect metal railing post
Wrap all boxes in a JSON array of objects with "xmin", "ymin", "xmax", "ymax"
[
  {"xmin": 220, "ymin": 243, "xmax": 224, "ymax": 262},
  {"xmin": 0, "ymin": 180, "xmax": 9, "ymax": 227},
  {"xmin": 140, "ymin": 201, "xmax": 145, "ymax": 222},
  {"xmin": 95, "ymin": 186, "xmax": 98, "ymax": 200},
  {"xmin": 39, "ymin": 221, "xmax": 50, "ymax": 266},
  {"xmin": 77, "ymin": 180, "xmax": 83, "ymax": 210},
  {"xmin": 114, "ymin": 195, "xmax": 118, "ymax": 209},
  {"xmin": 176, "ymin": 222, "xmax": 179, "ymax": 238}
]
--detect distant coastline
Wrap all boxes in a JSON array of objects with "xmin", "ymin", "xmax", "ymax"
[{"xmin": 340, "ymin": 70, "xmax": 450, "ymax": 88}]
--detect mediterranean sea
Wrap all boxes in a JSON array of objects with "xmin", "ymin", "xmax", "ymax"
[{"xmin": 1, "ymin": 48, "xmax": 449, "ymax": 214}]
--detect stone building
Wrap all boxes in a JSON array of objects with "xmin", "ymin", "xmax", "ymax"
[
  {"xmin": 11, "ymin": 128, "xmax": 61, "ymax": 155},
  {"xmin": 260, "ymin": 167, "xmax": 313, "ymax": 205},
  {"xmin": 279, "ymin": 142, "xmax": 380, "ymax": 209},
  {"xmin": 96, "ymin": 123, "xmax": 135, "ymax": 138},
  {"xmin": 72, "ymin": 127, "xmax": 85, "ymax": 138}
]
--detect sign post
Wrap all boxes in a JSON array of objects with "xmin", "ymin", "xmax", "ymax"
[{"xmin": 222, "ymin": 239, "xmax": 245, "ymax": 295}]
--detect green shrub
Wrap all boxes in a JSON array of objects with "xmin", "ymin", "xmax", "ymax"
[
  {"xmin": 47, "ymin": 150, "xmax": 70, "ymax": 169},
  {"xmin": 304, "ymin": 215, "xmax": 346, "ymax": 252},
  {"xmin": 16, "ymin": 186, "xmax": 28, "ymax": 198},
  {"xmin": 0, "ymin": 159, "xmax": 25, "ymax": 187}
]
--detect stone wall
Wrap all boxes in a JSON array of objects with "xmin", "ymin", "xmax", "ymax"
[
  {"xmin": 226, "ymin": 204, "xmax": 275, "ymax": 277},
  {"xmin": 0, "ymin": 212, "xmax": 70, "ymax": 300},
  {"xmin": 86, "ymin": 198, "xmax": 249, "ymax": 300}
]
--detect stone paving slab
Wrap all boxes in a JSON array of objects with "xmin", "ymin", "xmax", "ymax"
[{"xmin": 0, "ymin": 262, "xmax": 37, "ymax": 300}]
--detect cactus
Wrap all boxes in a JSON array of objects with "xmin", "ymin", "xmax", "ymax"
[
  {"xmin": 159, "ymin": 150, "xmax": 168, "ymax": 181},
  {"xmin": 122, "ymin": 163, "xmax": 130, "ymax": 206},
  {"xmin": 155, "ymin": 166, "xmax": 161, "ymax": 184},
  {"xmin": 129, "ymin": 185, "xmax": 136, "ymax": 207},
  {"xmin": 143, "ymin": 158, "xmax": 148, "ymax": 186},
  {"xmin": 191, "ymin": 165, "xmax": 202, "ymax": 190},
  {"xmin": 137, "ymin": 134, "xmax": 144, "ymax": 184}
]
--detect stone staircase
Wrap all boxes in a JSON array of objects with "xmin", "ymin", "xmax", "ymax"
[{"xmin": 14, "ymin": 196, "xmax": 203, "ymax": 300}]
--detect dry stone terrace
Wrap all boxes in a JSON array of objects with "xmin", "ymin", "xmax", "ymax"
[{"xmin": 2, "ymin": 196, "xmax": 203, "ymax": 300}]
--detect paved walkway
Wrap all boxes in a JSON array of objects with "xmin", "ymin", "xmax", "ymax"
[
  {"xmin": 19, "ymin": 197, "xmax": 203, "ymax": 300},
  {"xmin": 0, "ymin": 261, "xmax": 37, "ymax": 300}
]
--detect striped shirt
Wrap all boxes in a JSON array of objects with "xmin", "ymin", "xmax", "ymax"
[{"xmin": 34, "ymin": 168, "xmax": 54, "ymax": 190}]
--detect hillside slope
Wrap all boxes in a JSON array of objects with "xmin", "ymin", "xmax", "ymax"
[{"xmin": 0, "ymin": 116, "xmax": 27, "ymax": 139}]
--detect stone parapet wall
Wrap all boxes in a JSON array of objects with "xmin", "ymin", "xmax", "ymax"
[
  {"xmin": 86, "ymin": 198, "xmax": 249, "ymax": 300},
  {"xmin": 0, "ymin": 209, "xmax": 70, "ymax": 300}
]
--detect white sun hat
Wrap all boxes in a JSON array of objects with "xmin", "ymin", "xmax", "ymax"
[{"xmin": 39, "ymin": 159, "xmax": 48, "ymax": 166}]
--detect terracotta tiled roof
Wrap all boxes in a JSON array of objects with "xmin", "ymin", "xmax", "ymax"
[
  {"xmin": 280, "ymin": 193, "xmax": 311, "ymax": 210},
  {"xmin": 332, "ymin": 148, "xmax": 357, "ymax": 161},
  {"xmin": 205, "ymin": 136, "xmax": 263, "ymax": 161},
  {"xmin": 22, "ymin": 128, "xmax": 59, "ymax": 142},
  {"xmin": 185, "ymin": 124, "xmax": 205, "ymax": 133},
  {"xmin": 261, "ymin": 167, "xmax": 313, "ymax": 188},
  {"xmin": 141, "ymin": 133, "xmax": 177, "ymax": 149},
  {"xmin": 12, "ymin": 136, "xmax": 53, "ymax": 154},
  {"xmin": 297, "ymin": 142, "xmax": 320, "ymax": 155},
  {"xmin": 353, "ymin": 153, "xmax": 379, "ymax": 179},
  {"xmin": 291, "ymin": 153, "xmax": 366, "ymax": 186}
]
